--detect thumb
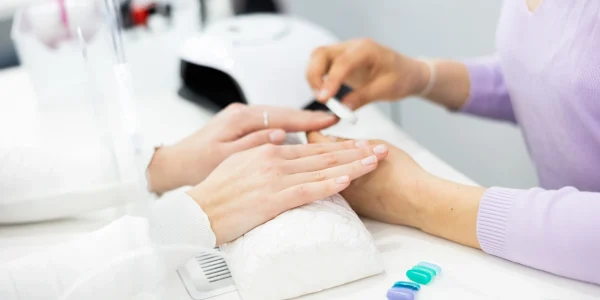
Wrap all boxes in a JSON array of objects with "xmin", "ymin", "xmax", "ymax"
[
  {"xmin": 229, "ymin": 129, "xmax": 286, "ymax": 152},
  {"xmin": 341, "ymin": 77, "xmax": 394, "ymax": 110}
]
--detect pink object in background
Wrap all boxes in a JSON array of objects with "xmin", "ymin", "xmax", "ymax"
[
  {"xmin": 19, "ymin": 0, "xmax": 100, "ymax": 49},
  {"xmin": 57, "ymin": 0, "xmax": 70, "ymax": 39}
]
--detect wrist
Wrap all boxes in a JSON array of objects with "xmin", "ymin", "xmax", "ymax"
[
  {"xmin": 412, "ymin": 175, "xmax": 446, "ymax": 232},
  {"xmin": 396, "ymin": 172, "xmax": 439, "ymax": 230},
  {"xmin": 147, "ymin": 146, "xmax": 186, "ymax": 194},
  {"xmin": 410, "ymin": 58, "xmax": 434, "ymax": 97},
  {"xmin": 414, "ymin": 175, "xmax": 485, "ymax": 248}
]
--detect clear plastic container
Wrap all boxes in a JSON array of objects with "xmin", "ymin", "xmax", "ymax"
[
  {"xmin": 7, "ymin": 0, "xmax": 143, "ymax": 223},
  {"xmin": 3, "ymin": 1, "xmax": 214, "ymax": 299}
]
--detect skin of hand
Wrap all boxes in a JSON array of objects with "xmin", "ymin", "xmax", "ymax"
[
  {"xmin": 147, "ymin": 103, "xmax": 338, "ymax": 194},
  {"xmin": 186, "ymin": 139, "xmax": 390, "ymax": 245},
  {"xmin": 306, "ymin": 38, "xmax": 431, "ymax": 110},
  {"xmin": 307, "ymin": 132, "xmax": 485, "ymax": 249},
  {"xmin": 306, "ymin": 39, "xmax": 471, "ymax": 111}
]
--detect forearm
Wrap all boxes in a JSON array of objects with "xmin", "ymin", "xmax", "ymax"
[
  {"xmin": 414, "ymin": 175, "xmax": 485, "ymax": 249},
  {"xmin": 147, "ymin": 145, "xmax": 189, "ymax": 194},
  {"xmin": 414, "ymin": 56, "xmax": 517, "ymax": 123},
  {"xmin": 416, "ymin": 59, "xmax": 471, "ymax": 110},
  {"xmin": 412, "ymin": 175, "xmax": 600, "ymax": 285}
]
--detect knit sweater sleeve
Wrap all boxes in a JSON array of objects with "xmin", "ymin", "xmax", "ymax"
[
  {"xmin": 459, "ymin": 56, "xmax": 517, "ymax": 123},
  {"xmin": 477, "ymin": 187, "xmax": 600, "ymax": 285}
]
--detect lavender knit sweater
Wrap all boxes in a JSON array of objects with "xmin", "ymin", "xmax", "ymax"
[{"xmin": 461, "ymin": 0, "xmax": 600, "ymax": 285}]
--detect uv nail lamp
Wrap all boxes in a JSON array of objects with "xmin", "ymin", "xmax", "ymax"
[{"xmin": 179, "ymin": 14, "xmax": 339, "ymax": 110}]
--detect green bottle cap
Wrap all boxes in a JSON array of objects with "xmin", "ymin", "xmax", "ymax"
[
  {"xmin": 406, "ymin": 269, "xmax": 432, "ymax": 285},
  {"xmin": 411, "ymin": 265, "xmax": 437, "ymax": 277},
  {"xmin": 392, "ymin": 281, "xmax": 421, "ymax": 291},
  {"xmin": 418, "ymin": 262, "xmax": 441, "ymax": 275}
]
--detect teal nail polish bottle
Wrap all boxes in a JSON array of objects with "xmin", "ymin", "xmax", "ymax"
[
  {"xmin": 418, "ymin": 262, "xmax": 442, "ymax": 275},
  {"xmin": 406, "ymin": 268, "xmax": 432, "ymax": 285},
  {"xmin": 392, "ymin": 281, "xmax": 421, "ymax": 291},
  {"xmin": 411, "ymin": 265, "xmax": 437, "ymax": 277}
]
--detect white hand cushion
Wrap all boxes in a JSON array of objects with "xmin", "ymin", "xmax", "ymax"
[{"xmin": 220, "ymin": 133, "xmax": 384, "ymax": 300}]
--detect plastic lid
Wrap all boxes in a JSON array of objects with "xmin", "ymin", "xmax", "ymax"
[{"xmin": 204, "ymin": 14, "xmax": 290, "ymax": 45}]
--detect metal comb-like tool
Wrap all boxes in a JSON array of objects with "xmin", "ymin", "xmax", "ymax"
[{"xmin": 178, "ymin": 248, "xmax": 237, "ymax": 299}]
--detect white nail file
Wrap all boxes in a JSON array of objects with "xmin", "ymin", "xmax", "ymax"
[{"xmin": 325, "ymin": 98, "xmax": 358, "ymax": 125}]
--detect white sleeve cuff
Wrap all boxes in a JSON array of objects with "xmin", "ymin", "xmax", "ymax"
[
  {"xmin": 151, "ymin": 192, "xmax": 217, "ymax": 248},
  {"xmin": 141, "ymin": 143, "xmax": 160, "ymax": 192},
  {"xmin": 141, "ymin": 145, "xmax": 158, "ymax": 173}
]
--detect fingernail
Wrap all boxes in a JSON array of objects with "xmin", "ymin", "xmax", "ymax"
[
  {"xmin": 327, "ymin": 135, "xmax": 338, "ymax": 142},
  {"xmin": 335, "ymin": 175, "xmax": 350, "ymax": 184},
  {"xmin": 269, "ymin": 130, "xmax": 285, "ymax": 142},
  {"xmin": 361, "ymin": 155, "xmax": 377, "ymax": 165},
  {"xmin": 355, "ymin": 140, "xmax": 369, "ymax": 148},
  {"xmin": 373, "ymin": 144, "xmax": 388, "ymax": 155},
  {"xmin": 319, "ymin": 89, "xmax": 329, "ymax": 100},
  {"xmin": 314, "ymin": 89, "xmax": 321, "ymax": 99}
]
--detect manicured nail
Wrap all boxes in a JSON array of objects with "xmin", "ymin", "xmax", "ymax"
[
  {"xmin": 269, "ymin": 130, "xmax": 285, "ymax": 142},
  {"xmin": 319, "ymin": 89, "xmax": 329, "ymax": 100},
  {"xmin": 361, "ymin": 155, "xmax": 377, "ymax": 165},
  {"xmin": 335, "ymin": 175, "xmax": 350, "ymax": 184},
  {"xmin": 327, "ymin": 135, "xmax": 338, "ymax": 142},
  {"xmin": 355, "ymin": 140, "xmax": 369, "ymax": 148},
  {"xmin": 373, "ymin": 144, "xmax": 388, "ymax": 155}
]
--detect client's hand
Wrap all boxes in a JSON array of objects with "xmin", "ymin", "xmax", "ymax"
[
  {"xmin": 147, "ymin": 104, "xmax": 337, "ymax": 194},
  {"xmin": 308, "ymin": 133, "xmax": 487, "ymax": 249},
  {"xmin": 307, "ymin": 132, "xmax": 429, "ymax": 228},
  {"xmin": 187, "ymin": 140, "xmax": 389, "ymax": 245}
]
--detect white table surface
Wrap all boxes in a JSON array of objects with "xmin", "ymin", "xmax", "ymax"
[{"xmin": 0, "ymin": 29, "xmax": 599, "ymax": 300}]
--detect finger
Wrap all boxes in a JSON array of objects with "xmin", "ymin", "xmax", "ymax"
[
  {"xmin": 226, "ymin": 129, "xmax": 286, "ymax": 152},
  {"xmin": 307, "ymin": 44, "xmax": 346, "ymax": 100},
  {"xmin": 285, "ymin": 153, "xmax": 383, "ymax": 187},
  {"xmin": 218, "ymin": 104, "xmax": 337, "ymax": 141},
  {"xmin": 320, "ymin": 46, "xmax": 372, "ymax": 102},
  {"xmin": 307, "ymin": 131, "xmax": 351, "ymax": 144},
  {"xmin": 276, "ymin": 176, "xmax": 351, "ymax": 210},
  {"xmin": 237, "ymin": 106, "xmax": 338, "ymax": 135},
  {"xmin": 278, "ymin": 139, "xmax": 359, "ymax": 159},
  {"xmin": 285, "ymin": 144, "xmax": 388, "ymax": 173},
  {"xmin": 306, "ymin": 47, "xmax": 333, "ymax": 94},
  {"xmin": 341, "ymin": 77, "xmax": 394, "ymax": 110}
]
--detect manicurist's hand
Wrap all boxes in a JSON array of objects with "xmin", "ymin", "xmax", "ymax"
[
  {"xmin": 187, "ymin": 140, "xmax": 389, "ymax": 245},
  {"xmin": 147, "ymin": 103, "xmax": 338, "ymax": 194},
  {"xmin": 306, "ymin": 39, "xmax": 431, "ymax": 110},
  {"xmin": 308, "ymin": 132, "xmax": 485, "ymax": 249}
]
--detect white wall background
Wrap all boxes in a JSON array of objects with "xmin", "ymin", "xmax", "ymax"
[
  {"xmin": 283, "ymin": 0, "xmax": 538, "ymax": 188},
  {"xmin": 0, "ymin": 0, "xmax": 539, "ymax": 188}
]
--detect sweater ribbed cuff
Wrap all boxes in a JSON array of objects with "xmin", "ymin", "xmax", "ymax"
[
  {"xmin": 151, "ymin": 192, "xmax": 217, "ymax": 248},
  {"xmin": 476, "ymin": 187, "xmax": 520, "ymax": 257}
]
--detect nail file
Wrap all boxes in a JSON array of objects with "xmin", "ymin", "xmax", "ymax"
[{"xmin": 325, "ymin": 98, "xmax": 358, "ymax": 125}]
